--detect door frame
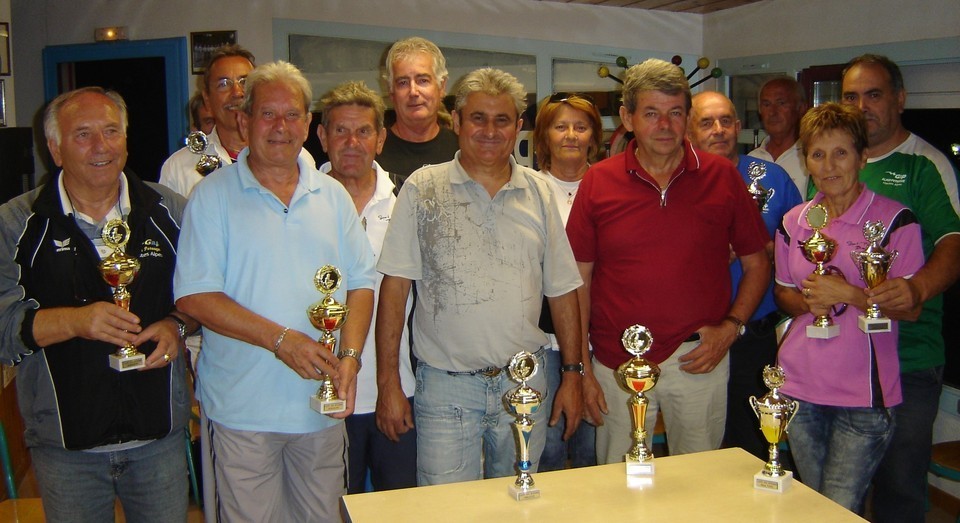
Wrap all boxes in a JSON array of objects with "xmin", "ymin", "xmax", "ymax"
[{"xmin": 42, "ymin": 37, "xmax": 189, "ymax": 157}]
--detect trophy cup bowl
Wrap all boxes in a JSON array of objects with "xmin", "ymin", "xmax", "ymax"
[
  {"xmin": 851, "ymin": 220, "xmax": 899, "ymax": 333},
  {"xmin": 99, "ymin": 219, "xmax": 146, "ymax": 371},
  {"xmin": 800, "ymin": 204, "xmax": 840, "ymax": 339},
  {"xmin": 616, "ymin": 325, "xmax": 660, "ymax": 476},
  {"xmin": 749, "ymin": 366, "xmax": 799, "ymax": 493},
  {"xmin": 307, "ymin": 266, "xmax": 349, "ymax": 414},
  {"xmin": 503, "ymin": 351, "xmax": 542, "ymax": 501}
]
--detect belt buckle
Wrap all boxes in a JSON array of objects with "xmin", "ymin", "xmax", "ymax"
[{"xmin": 480, "ymin": 366, "xmax": 501, "ymax": 377}]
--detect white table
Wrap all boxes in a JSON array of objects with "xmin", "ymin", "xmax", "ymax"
[{"xmin": 342, "ymin": 447, "xmax": 865, "ymax": 522}]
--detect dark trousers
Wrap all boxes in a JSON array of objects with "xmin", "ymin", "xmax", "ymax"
[
  {"xmin": 345, "ymin": 397, "xmax": 418, "ymax": 494},
  {"xmin": 722, "ymin": 312, "xmax": 781, "ymax": 460},
  {"xmin": 870, "ymin": 366, "xmax": 943, "ymax": 523}
]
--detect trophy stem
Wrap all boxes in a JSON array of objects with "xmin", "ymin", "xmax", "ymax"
[
  {"xmin": 512, "ymin": 415, "xmax": 535, "ymax": 489},
  {"xmin": 627, "ymin": 393, "xmax": 653, "ymax": 462},
  {"xmin": 764, "ymin": 443, "xmax": 784, "ymax": 477},
  {"xmin": 310, "ymin": 332, "xmax": 346, "ymax": 414}
]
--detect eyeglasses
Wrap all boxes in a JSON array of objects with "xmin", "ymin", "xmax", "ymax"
[
  {"xmin": 213, "ymin": 77, "xmax": 247, "ymax": 93},
  {"xmin": 549, "ymin": 92, "xmax": 596, "ymax": 105}
]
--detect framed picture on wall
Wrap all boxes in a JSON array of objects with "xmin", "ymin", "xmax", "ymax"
[
  {"xmin": 190, "ymin": 30, "xmax": 237, "ymax": 74},
  {"xmin": 0, "ymin": 23, "xmax": 10, "ymax": 76},
  {"xmin": 0, "ymin": 79, "xmax": 6, "ymax": 127}
]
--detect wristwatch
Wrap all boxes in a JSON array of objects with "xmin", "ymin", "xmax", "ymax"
[
  {"xmin": 724, "ymin": 315, "xmax": 746, "ymax": 338},
  {"xmin": 168, "ymin": 315, "xmax": 187, "ymax": 339},
  {"xmin": 561, "ymin": 362, "xmax": 584, "ymax": 375},
  {"xmin": 338, "ymin": 348, "xmax": 362, "ymax": 369}
]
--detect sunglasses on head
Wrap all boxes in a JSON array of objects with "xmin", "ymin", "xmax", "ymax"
[{"xmin": 549, "ymin": 92, "xmax": 596, "ymax": 105}]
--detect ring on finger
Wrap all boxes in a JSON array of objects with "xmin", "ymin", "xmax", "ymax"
[{"xmin": 162, "ymin": 353, "xmax": 171, "ymax": 362}]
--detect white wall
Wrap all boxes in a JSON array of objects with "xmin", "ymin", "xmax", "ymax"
[
  {"xmin": 704, "ymin": 0, "xmax": 960, "ymax": 59},
  {"xmin": 10, "ymin": 0, "xmax": 701, "ymax": 133}
]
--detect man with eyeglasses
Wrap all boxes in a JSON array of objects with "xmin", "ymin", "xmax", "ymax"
[
  {"xmin": 175, "ymin": 62, "xmax": 375, "ymax": 521},
  {"xmin": 0, "ymin": 87, "xmax": 198, "ymax": 521},
  {"xmin": 160, "ymin": 44, "xmax": 314, "ymax": 199}
]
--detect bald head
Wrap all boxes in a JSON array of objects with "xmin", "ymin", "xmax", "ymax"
[{"xmin": 688, "ymin": 91, "xmax": 741, "ymax": 163}]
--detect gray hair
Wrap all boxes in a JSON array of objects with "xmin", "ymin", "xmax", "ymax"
[
  {"xmin": 453, "ymin": 68, "xmax": 526, "ymax": 118},
  {"xmin": 43, "ymin": 87, "xmax": 128, "ymax": 145},
  {"xmin": 320, "ymin": 81, "xmax": 386, "ymax": 131},
  {"xmin": 241, "ymin": 61, "xmax": 313, "ymax": 115},
  {"xmin": 757, "ymin": 76, "xmax": 807, "ymax": 106},
  {"xmin": 621, "ymin": 59, "xmax": 691, "ymax": 114},
  {"xmin": 385, "ymin": 36, "xmax": 449, "ymax": 90}
]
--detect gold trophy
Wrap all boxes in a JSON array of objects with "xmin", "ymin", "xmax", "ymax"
[
  {"xmin": 746, "ymin": 161, "xmax": 774, "ymax": 212},
  {"xmin": 186, "ymin": 130, "xmax": 223, "ymax": 176},
  {"xmin": 749, "ymin": 365, "xmax": 799, "ymax": 493},
  {"xmin": 851, "ymin": 220, "xmax": 899, "ymax": 333},
  {"xmin": 306, "ymin": 265, "xmax": 348, "ymax": 414},
  {"xmin": 99, "ymin": 219, "xmax": 145, "ymax": 371},
  {"xmin": 503, "ymin": 351, "xmax": 543, "ymax": 501},
  {"xmin": 616, "ymin": 324, "xmax": 660, "ymax": 476},
  {"xmin": 800, "ymin": 203, "xmax": 841, "ymax": 339}
]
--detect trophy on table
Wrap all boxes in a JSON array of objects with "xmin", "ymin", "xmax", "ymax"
[
  {"xmin": 307, "ymin": 265, "xmax": 348, "ymax": 414},
  {"xmin": 99, "ymin": 219, "xmax": 146, "ymax": 371},
  {"xmin": 746, "ymin": 161, "xmax": 774, "ymax": 212},
  {"xmin": 503, "ymin": 351, "xmax": 543, "ymax": 501},
  {"xmin": 749, "ymin": 365, "xmax": 799, "ymax": 493},
  {"xmin": 186, "ymin": 131, "xmax": 223, "ymax": 176},
  {"xmin": 800, "ymin": 203, "xmax": 841, "ymax": 339},
  {"xmin": 616, "ymin": 324, "xmax": 660, "ymax": 476},
  {"xmin": 851, "ymin": 220, "xmax": 899, "ymax": 333}
]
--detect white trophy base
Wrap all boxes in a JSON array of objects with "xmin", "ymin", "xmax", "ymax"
[
  {"xmin": 859, "ymin": 315, "xmax": 892, "ymax": 333},
  {"xmin": 806, "ymin": 323, "xmax": 839, "ymax": 339},
  {"xmin": 754, "ymin": 470, "xmax": 793, "ymax": 493},
  {"xmin": 508, "ymin": 484, "xmax": 540, "ymax": 501},
  {"xmin": 625, "ymin": 457, "xmax": 655, "ymax": 476},
  {"xmin": 310, "ymin": 395, "xmax": 346, "ymax": 414},
  {"xmin": 109, "ymin": 352, "xmax": 146, "ymax": 372}
]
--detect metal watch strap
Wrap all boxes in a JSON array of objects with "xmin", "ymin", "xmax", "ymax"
[
  {"xmin": 168, "ymin": 315, "xmax": 187, "ymax": 339},
  {"xmin": 338, "ymin": 348, "xmax": 362, "ymax": 369},
  {"xmin": 724, "ymin": 315, "xmax": 746, "ymax": 337}
]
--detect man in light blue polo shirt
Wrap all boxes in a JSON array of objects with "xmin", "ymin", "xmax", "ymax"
[{"xmin": 175, "ymin": 61, "xmax": 375, "ymax": 522}]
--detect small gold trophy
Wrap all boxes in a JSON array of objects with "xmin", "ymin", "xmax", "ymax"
[
  {"xmin": 749, "ymin": 365, "xmax": 799, "ymax": 493},
  {"xmin": 747, "ymin": 161, "xmax": 774, "ymax": 212},
  {"xmin": 800, "ymin": 203, "xmax": 840, "ymax": 339},
  {"xmin": 99, "ymin": 219, "xmax": 145, "ymax": 371},
  {"xmin": 616, "ymin": 324, "xmax": 660, "ymax": 476},
  {"xmin": 186, "ymin": 131, "xmax": 223, "ymax": 176},
  {"xmin": 306, "ymin": 265, "xmax": 348, "ymax": 414},
  {"xmin": 851, "ymin": 221, "xmax": 899, "ymax": 333},
  {"xmin": 503, "ymin": 351, "xmax": 543, "ymax": 501}
]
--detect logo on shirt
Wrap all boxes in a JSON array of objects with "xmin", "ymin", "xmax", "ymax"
[
  {"xmin": 54, "ymin": 238, "xmax": 71, "ymax": 253},
  {"xmin": 377, "ymin": 213, "xmax": 391, "ymax": 222},
  {"xmin": 139, "ymin": 238, "xmax": 164, "ymax": 259},
  {"xmin": 881, "ymin": 170, "xmax": 907, "ymax": 187}
]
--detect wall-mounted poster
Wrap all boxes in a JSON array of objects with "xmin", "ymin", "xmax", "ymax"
[{"xmin": 191, "ymin": 30, "xmax": 237, "ymax": 74}]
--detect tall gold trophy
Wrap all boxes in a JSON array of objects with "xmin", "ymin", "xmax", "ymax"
[
  {"xmin": 99, "ymin": 219, "xmax": 145, "ymax": 371},
  {"xmin": 749, "ymin": 365, "xmax": 799, "ymax": 493},
  {"xmin": 616, "ymin": 324, "xmax": 660, "ymax": 476},
  {"xmin": 307, "ymin": 265, "xmax": 348, "ymax": 414},
  {"xmin": 503, "ymin": 351, "xmax": 543, "ymax": 501},
  {"xmin": 851, "ymin": 220, "xmax": 899, "ymax": 333},
  {"xmin": 800, "ymin": 203, "xmax": 840, "ymax": 339}
]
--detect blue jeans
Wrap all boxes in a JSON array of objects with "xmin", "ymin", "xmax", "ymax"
[
  {"xmin": 31, "ymin": 429, "xmax": 188, "ymax": 523},
  {"xmin": 870, "ymin": 366, "xmax": 943, "ymax": 523},
  {"xmin": 539, "ymin": 350, "xmax": 596, "ymax": 471},
  {"xmin": 787, "ymin": 400, "xmax": 895, "ymax": 513},
  {"xmin": 345, "ymin": 397, "xmax": 418, "ymax": 493},
  {"xmin": 414, "ymin": 353, "xmax": 548, "ymax": 486}
]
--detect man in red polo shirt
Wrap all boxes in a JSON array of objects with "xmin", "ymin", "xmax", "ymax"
[{"xmin": 566, "ymin": 58, "xmax": 770, "ymax": 463}]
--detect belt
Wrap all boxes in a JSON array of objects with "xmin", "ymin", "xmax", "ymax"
[{"xmin": 447, "ymin": 347, "xmax": 546, "ymax": 377}]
